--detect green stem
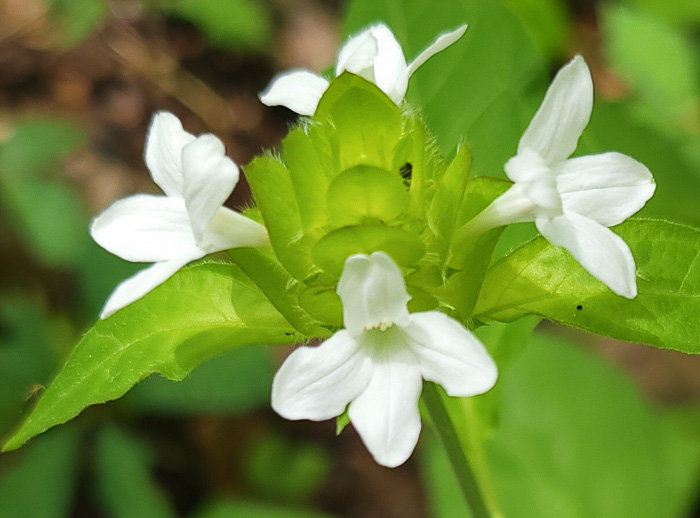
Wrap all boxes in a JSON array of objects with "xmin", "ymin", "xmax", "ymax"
[{"xmin": 422, "ymin": 383, "xmax": 493, "ymax": 518}]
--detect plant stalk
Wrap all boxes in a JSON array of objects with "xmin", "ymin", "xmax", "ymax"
[{"xmin": 422, "ymin": 382, "xmax": 493, "ymax": 518}]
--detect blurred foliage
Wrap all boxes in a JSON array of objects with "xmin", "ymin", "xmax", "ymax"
[
  {"xmin": 158, "ymin": 0, "xmax": 273, "ymax": 51},
  {"xmin": 0, "ymin": 121, "xmax": 88, "ymax": 268},
  {"xmin": 0, "ymin": 426, "xmax": 80, "ymax": 518},
  {"xmin": 44, "ymin": 0, "xmax": 107, "ymax": 47},
  {"xmin": 423, "ymin": 332, "xmax": 700, "ymax": 518}
]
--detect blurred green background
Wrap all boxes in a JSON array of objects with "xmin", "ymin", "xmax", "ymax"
[{"xmin": 0, "ymin": 0, "xmax": 698, "ymax": 516}]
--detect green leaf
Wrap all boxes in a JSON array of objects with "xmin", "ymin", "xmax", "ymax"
[
  {"xmin": 622, "ymin": 0, "xmax": 700, "ymax": 28},
  {"xmin": 44, "ymin": 0, "xmax": 106, "ymax": 47},
  {"xmin": 315, "ymin": 73, "xmax": 403, "ymax": 171},
  {"xmin": 3, "ymin": 179, "xmax": 90, "ymax": 267},
  {"xmin": 443, "ymin": 176, "xmax": 510, "ymax": 319},
  {"xmin": 603, "ymin": 5, "xmax": 699, "ymax": 121},
  {"xmin": 0, "ymin": 120, "xmax": 84, "ymax": 179},
  {"xmin": 0, "ymin": 298, "xmax": 60, "ymax": 438},
  {"xmin": 245, "ymin": 434, "xmax": 330, "ymax": 506},
  {"xmin": 475, "ymin": 220, "xmax": 700, "ymax": 353},
  {"xmin": 580, "ymin": 100, "xmax": 700, "ymax": 227},
  {"xmin": 426, "ymin": 143, "xmax": 472, "ymax": 262},
  {"xmin": 0, "ymin": 120, "xmax": 89, "ymax": 267},
  {"xmin": 395, "ymin": 114, "xmax": 444, "ymax": 214},
  {"xmin": 312, "ymin": 224, "xmax": 425, "ymax": 277},
  {"xmin": 244, "ymin": 156, "xmax": 315, "ymax": 281},
  {"xmin": 96, "ymin": 426, "xmax": 175, "ymax": 518},
  {"xmin": 192, "ymin": 500, "xmax": 335, "ymax": 518},
  {"xmin": 227, "ymin": 248, "xmax": 330, "ymax": 337},
  {"xmin": 326, "ymin": 165, "xmax": 409, "ymax": 227},
  {"xmin": 282, "ymin": 128, "xmax": 331, "ymax": 236},
  {"xmin": 343, "ymin": 0, "xmax": 545, "ymax": 175},
  {"xmin": 0, "ymin": 427, "xmax": 80, "ymax": 518},
  {"xmin": 3, "ymin": 262, "xmax": 301, "ymax": 451},
  {"xmin": 420, "ymin": 432, "xmax": 470, "ymax": 518},
  {"xmin": 503, "ymin": 0, "xmax": 572, "ymax": 60},
  {"xmin": 488, "ymin": 334, "xmax": 700, "ymax": 517},
  {"xmin": 123, "ymin": 345, "xmax": 273, "ymax": 416},
  {"xmin": 164, "ymin": 0, "xmax": 271, "ymax": 50}
]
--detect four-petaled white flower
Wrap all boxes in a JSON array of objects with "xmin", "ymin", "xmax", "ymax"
[
  {"xmin": 259, "ymin": 22, "xmax": 467, "ymax": 116},
  {"xmin": 271, "ymin": 252, "xmax": 497, "ymax": 468},
  {"xmin": 91, "ymin": 111, "xmax": 269, "ymax": 319},
  {"xmin": 454, "ymin": 55, "xmax": 655, "ymax": 298}
]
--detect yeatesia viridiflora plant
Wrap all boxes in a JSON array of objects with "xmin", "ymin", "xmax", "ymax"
[{"xmin": 7, "ymin": 20, "xmax": 698, "ymax": 488}]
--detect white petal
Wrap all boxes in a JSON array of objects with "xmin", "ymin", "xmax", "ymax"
[
  {"xmin": 537, "ymin": 213, "xmax": 638, "ymax": 298},
  {"xmin": 518, "ymin": 55, "xmax": 593, "ymax": 165},
  {"xmin": 259, "ymin": 69, "xmax": 330, "ymax": 116},
  {"xmin": 467, "ymin": 183, "xmax": 541, "ymax": 230},
  {"xmin": 271, "ymin": 330, "xmax": 372, "ymax": 421},
  {"xmin": 555, "ymin": 152, "xmax": 655, "ymax": 226},
  {"xmin": 405, "ymin": 312, "xmax": 497, "ymax": 397},
  {"xmin": 337, "ymin": 252, "xmax": 411, "ymax": 337},
  {"xmin": 90, "ymin": 194, "xmax": 200, "ymax": 262},
  {"xmin": 144, "ymin": 111, "xmax": 195, "ymax": 197},
  {"xmin": 100, "ymin": 252, "xmax": 203, "ymax": 318},
  {"xmin": 181, "ymin": 134, "xmax": 239, "ymax": 244},
  {"xmin": 368, "ymin": 25, "xmax": 408, "ymax": 101},
  {"xmin": 405, "ymin": 24, "xmax": 467, "ymax": 78},
  {"xmin": 348, "ymin": 347, "xmax": 423, "ymax": 468},
  {"xmin": 202, "ymin": 207, "xmax": 270, "ymax": 252},
  {"xmin": 335, "ymin": 26, "xmax": 381, "ymax": 78}
]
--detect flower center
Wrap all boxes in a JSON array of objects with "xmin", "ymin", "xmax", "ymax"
[{"xmin": 365, "ymin": 319, "xmax": 394, "ymax": 332}]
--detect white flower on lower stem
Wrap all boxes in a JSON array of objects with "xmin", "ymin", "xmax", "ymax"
[
  {"xmin": 272, "ymin": 252, "xmax": 497, "ymax": 468},
  {"xmin": 259, "ymin": 23, "xmax": 467, "ymax": 116},
  {"xmin": 456, "ymin": 55, "xmax": 655, "ymax": 298},
  {"xmin": 91, "ymin": 111, "xmax": 269, "ymax": 318}
]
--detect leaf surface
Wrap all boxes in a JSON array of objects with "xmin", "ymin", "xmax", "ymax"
[
  {"xmin": 475, "ymin": 220, "xmax": 700, "ymax": 352},
  {"xmin": 3, "ymin": 262, "xmax": 300, "ymax": 450}
]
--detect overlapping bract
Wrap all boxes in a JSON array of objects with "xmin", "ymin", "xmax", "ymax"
[
  {"xmin": 272, "ymin": 252, "xmax": 497, "ymax": 467},
  {"xmin": 91, "ymin": 112, "xmax": 269, "ymax": 318},
  {"xmin": 259, "ymin": 22, "xmax": 467, "ymax": 116},
  {"xmin": 454, "ymin": 56, "xmax": 655, "ymax": 298}
]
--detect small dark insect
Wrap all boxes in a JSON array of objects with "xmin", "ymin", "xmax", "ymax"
[
  {"xmin": 285, "ymin": 332, "xmax": 295, "ymax": 336},
  {"xmin": 576, "ymin": 305, "xmax": 583, "ymax": 310},
  {"xmin": 400, "ymin": 162, "xmax": 413, "ymax": 179}
]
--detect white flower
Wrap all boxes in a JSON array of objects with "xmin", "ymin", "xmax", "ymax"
[
  {"xmin": 454, "ymin": 56, "xmax": 655, "ymax": 299},
  {"xmin": 91, "ymin": 112, "xmax": 269, "ymax": 318},
  {"xmin": 271, "ymin": 252, "xmax": 497, "ymax": 468},
  {"xmin": 259, "ymin": 23, "xmax": 467, "ymax": 116}
]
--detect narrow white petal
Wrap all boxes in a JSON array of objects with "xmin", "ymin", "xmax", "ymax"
[
  {"xmin": 405, "ymin": 312, "xmax": 497, "ymax": 397},
  {"xmin": 337, "ymin": 252, "xmax": 411, "ymax": 337},
  {"xmin": 144, "ymin": 111, "xmax": 196, "ymax": 197},
  {"xmin": 271, "ymin": 330, "xmax": 372, "ymax": 421},
  {"xmin": 555, "ymin": 152, "xmax": 655, "ymax": 226},
  {"xmin": 181, "ymin": 134, "xmax": 239, "ymax": 244},
  {"xmin": 405, "ymin": 24, "xmax": 467, "ymax": 78},
  {"xmin": 90, "ymin": 194, "xmax": 200, "ymax": 262},
  {"xmin": 202, "ymin": 207, "xmax": 270, "ymax": 252},
  {"xmin": 100, "ymin": 252, "xmax": 203, "ymax": 319},
  {"xmin": 259, "ymin": 69, "xmax": 330, "ymax": 116},
  {"xmin": 335, "ymin": 26, "xmax": 380, "ymax": 78},
  {"xmin": 348, "ymin": 348, "xmax": 423, "ymax": 468},
  {"xmin": 518, "ymin": 55, "xmax": 593, "ymax": 165},
  {"xmin": 537, "ymin": 214, "xmax": 638, "ymax": 298}
]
